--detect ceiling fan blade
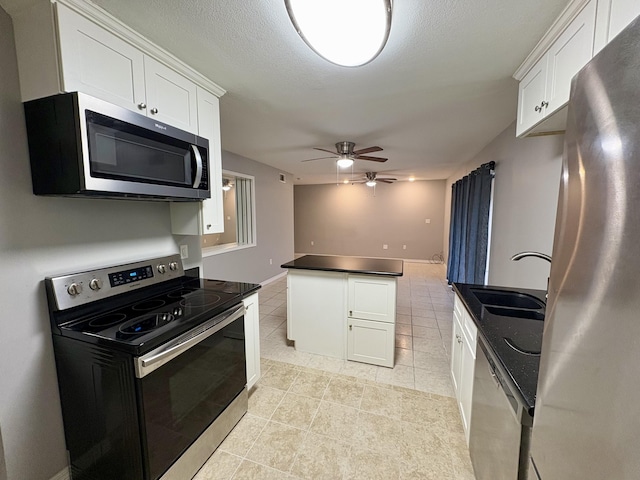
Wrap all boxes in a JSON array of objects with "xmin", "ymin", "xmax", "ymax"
[
  {"xmin": 379, "ymin": 179, "xmax": 394, "ymax": 183},
  {"xmin": 380, "ymin": 177, "xmax": 397, "ymax": 181},
  {"xmin": 352, "ymin": 146, "xmax": 382, "ymax": 155},
  {"xmin": 301, "ymin": 156, "xmax": 337, "ymax": 162},
  {"xmin": 313, "ymin": 147, "xmax": 338, "ymax": 155},
  {"xmin": 355, "ymin": 155, "xmax": 388, "ymax": 162}
]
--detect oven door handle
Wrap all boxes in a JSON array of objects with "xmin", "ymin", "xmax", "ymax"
[{"xmin": 135, "ymin": 303, "xmax": 245, "ymax": 378}]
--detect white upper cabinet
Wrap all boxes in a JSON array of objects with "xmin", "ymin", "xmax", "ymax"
[
  {"xmin": 595, "ymin": 0, "xmax": 640, "ymax": 53},
  {"xmin": 56, "ymin": 3, "xmax": 147, "ymax": 112},
  {"xmin": 169, "ymin": 88, "xmax": 224, "ymax": 235},
  {"xmin": 544, "ymin": 0, "xmax": 596, "ymax": 114},
  {"xmin": 608, "ymin": 0, "xmax": 640, "ymax": 40},
  {"xmin": 196, "ymin": 88, "xmax": 224, "ymax": 234},
  {"xmin": 144, "ymin": 56, "xmax": 198, "ymax": 133},
  {"xmin": 11, "ymin": 0, "xmax": 224, "ymax": 137},
  {"xmin": 517, "ymin": 55, "xmax": 549, "ymax": 136},
  {"xmin": 515, "ymin": 0, "xmax": 596, "ymax": 137}
]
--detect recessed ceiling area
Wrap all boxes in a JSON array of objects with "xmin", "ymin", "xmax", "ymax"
[{"xmin": 77, "ymin": 0, "xmax": 567, "ymax": 183}]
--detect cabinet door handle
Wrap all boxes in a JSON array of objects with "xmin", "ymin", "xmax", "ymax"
[
  {"xmin": 206, "ymin": 224, "xmax": 212, "ymax": 229},
  {"xmin": 534, "ymin": 100, "xmax": 549, "ymax": 112},
  {"xmin": 456, "ymin": 334, "xmax": 463, "ymax": 344},
  {"xmin": 137, "ymin": 102, "xmax": 147, "ymax": 110},
  {"xmin": 150, "ymin": 107, "xmax": 159, "ymax": 114},
  {"xmin": 349, "ymin": 310, "xmax": 353, "ymax": 316},
  {"xmin": 349, "ymin": 325, "xmax": 352, "ymax": 330}
]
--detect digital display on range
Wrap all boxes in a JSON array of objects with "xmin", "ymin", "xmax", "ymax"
[{"xmin": 109, "ymin": 265, "xmax": 154, "ymax": 287}]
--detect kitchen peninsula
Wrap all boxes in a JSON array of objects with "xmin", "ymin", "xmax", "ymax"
[{"xmin": 281, "ymin": 255, "xmax": 403, "ymax": 367}]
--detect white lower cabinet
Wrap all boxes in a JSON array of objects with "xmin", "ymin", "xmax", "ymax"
[
  {"xmin": 286, "ymin": 270, "xmax": 397, "ymax": 367},
  {"xmin": 347, "ymin": 318, "xmax": 395, "ymax": 368},
  {"xmin": 243, "ymin": 293, "xmax": 260, "ymax": 390},
  {"xmin": 450, "ymin": 293, "xmax": 478, "ymax": 444}
]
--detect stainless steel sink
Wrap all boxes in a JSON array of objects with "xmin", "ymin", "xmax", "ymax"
[
  {"xmin": 484, "ymin": 306, "xmax": 545, "ymax": 321},
  {"xmin": 470, "ymin": 288, "xmax": 545, "ymax": 310}
]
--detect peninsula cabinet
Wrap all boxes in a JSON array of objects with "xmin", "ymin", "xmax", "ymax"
[
  {"xmin": 282, "ymin": 255, "xmax": 402, "ymax": 368},
  {"xmin": 346, "ymin": 275, "xmax": 397, "ymax": 367}
]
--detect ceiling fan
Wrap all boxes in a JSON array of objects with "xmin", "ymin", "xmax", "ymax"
[
  {"xmin": 353, "ymin": 172, "xmax": 398, "ymax": 186},
  {"xmin": 302, "ymin": 141, "xmax": 387, "ymax": 168}
]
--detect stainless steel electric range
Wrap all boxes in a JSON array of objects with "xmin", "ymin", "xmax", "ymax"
[{"xmin": 45, "ymin": 254, "xmax": 258, "ymax": 480}]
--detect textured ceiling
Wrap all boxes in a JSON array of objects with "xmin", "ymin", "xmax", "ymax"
[{"xmin": 9, "ymin": 0, "xmax": 569, "ymax": 184}]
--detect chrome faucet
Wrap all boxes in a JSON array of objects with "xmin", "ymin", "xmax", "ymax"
[{"xmin": 510, "ymin": 251, "xmax": 552, "ymax": 263}]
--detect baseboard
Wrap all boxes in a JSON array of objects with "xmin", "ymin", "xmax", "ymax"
[
  {"xmin": 294, "ymin": 252, "xmax": 444, "ymax": 264},
  {"xmin": 261, "ymin": 271, "xmax": 287, "ymax": 286},
  {"xmin": 50, "ymin": 467, "xmax": 70, "ymax": 480}
]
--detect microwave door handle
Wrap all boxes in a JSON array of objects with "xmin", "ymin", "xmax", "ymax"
[{"xmin": 192, "ymin": 145, "xmax": 203, "ymax": 188}]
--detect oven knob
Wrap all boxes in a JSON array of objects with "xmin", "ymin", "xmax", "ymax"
[
  {"xmin": 89, "ymin": 278, "xmax": 103, "ymax": 291},
  {"xmin": 157, "ymin": 264, "xmax": 167, "ymax": 274},
  {"xmin": 169, "ymin": 261, "xmax": 178, "ymax": 271},
  {"xmin": 67, "ymin": 283, "xmax": 83, "ymax": 296}
]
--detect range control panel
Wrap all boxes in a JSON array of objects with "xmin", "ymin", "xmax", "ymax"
[{"xmin": 46, "ymin": 254, "xmax": 184, "ymax": 311}]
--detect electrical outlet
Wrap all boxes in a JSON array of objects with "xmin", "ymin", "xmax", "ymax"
[
  {"xmin": 383, "ymin": 244, "xmax": 388, "ymax": 250},
  {"xmin": 425, "ymin": 219, "xmax": 431, "ymax": 224},
  {"xmin": 403, "ymin": 245, "xmax": 407, "ymax": 250},
  {"xmin": 311, "ymin": 241, "xmax": 314, "ymax": 246},
  {"xmin": 180, "ymin": 244, "xmax": 189, "ymax": 259},
  {"xmin": 269, "ymin": 258, "xmax": 273, "ymax": 265}
]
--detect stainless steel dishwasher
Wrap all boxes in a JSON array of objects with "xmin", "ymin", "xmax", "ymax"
[{"xmin": 469, "ymin": 340, "xmax": 533, "ymax": 480}]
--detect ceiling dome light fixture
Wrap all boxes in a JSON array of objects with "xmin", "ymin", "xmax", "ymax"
[
  {"xmin": 285, "ymin": 0, "xmax": 392, "ymax": 67},
  {"xmin": 336, "ymin": 156, "xmax": 354, "ymax": 169}
]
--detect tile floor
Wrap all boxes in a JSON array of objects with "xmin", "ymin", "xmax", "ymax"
[{"xmin": 194, "ymin": 262, "xmax": 476, "ymax": 480}]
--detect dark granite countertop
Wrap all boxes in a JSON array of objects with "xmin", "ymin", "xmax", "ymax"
[
  {"xmin": 201, "ymin": 278, "xmax": 261, "ymax": 298},
  {"xmin": 281, "ymin": 255, "xmax": 403, "ymax": 277},
  {"xmin": 453, "ymin": 283, "xmax": 545, "ymax": 417}
]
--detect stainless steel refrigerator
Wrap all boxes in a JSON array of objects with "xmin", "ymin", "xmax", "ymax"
[{"xmin": 529, "ymin": 14, "xmax": 640, "ymax": 480}]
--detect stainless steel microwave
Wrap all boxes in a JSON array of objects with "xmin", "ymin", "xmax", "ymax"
[{"xmin": 23, "ymin": 92, "xmax": 210, "ymax": 201}]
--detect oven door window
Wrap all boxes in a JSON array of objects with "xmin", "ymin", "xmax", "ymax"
[
  {"xmin": 138, "ymin": 317, "xmax": 246, "ymax": 480},
  {"xmin": 86, "ymin": 110, "xmax": 199, "ymax": 187}
]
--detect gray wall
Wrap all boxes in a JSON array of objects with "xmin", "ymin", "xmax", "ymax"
[
  {"xmin": 294, "ymin": 180, "xmax": 446, "ymax": 261},
  {"xmin": 0, "ymin": 8, "xmax": 183, "ymax": 479},
  {"xmin": 202, "ymin": 151, "xmax": 294, "ymax": 283},
  {"xmin": 0, "ymin": 8, "xmax": 291, "ymax": 478},
  {"xmin": 444, "ymin": 122, "xmax": 564, "ymax": 290}
]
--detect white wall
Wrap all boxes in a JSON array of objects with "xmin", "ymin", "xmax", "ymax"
[
  {"xmin": 444, "ymin": 122, "xmax": 564, "ymax": 290},
  {"xmin": 202, "ymin": 151, "xmax": 294, "ymax": 283}
]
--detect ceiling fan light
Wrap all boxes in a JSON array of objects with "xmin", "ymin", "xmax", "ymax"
[
  {"xmin": 337, "ymin": 157, "xmax": 354, "ymax": 168},
  {"xmin": 222, "ymin": 179, "xmax": 233, "ymax": 191},
  {"xmin": 285, "ymin": 0, "xmax": 392, "ymax": 67},
  {"xmin": 366, "ymin": 180, "xmax": 377, "ymax": 187}
]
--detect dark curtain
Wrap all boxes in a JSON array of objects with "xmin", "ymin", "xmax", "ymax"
[{"xmin": 447, "ymin": 161, "xmax": 495, "ymax": 285}]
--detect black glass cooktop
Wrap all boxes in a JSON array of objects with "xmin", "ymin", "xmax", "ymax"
[{"xmin": 59, "ymin": 279, "xmax": 244, "ymax": 354}]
